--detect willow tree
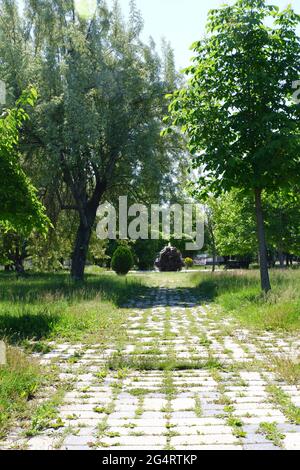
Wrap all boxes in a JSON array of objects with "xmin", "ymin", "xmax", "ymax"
[
  {"xmin": 0, "ymin": 0, "xmax": 180, "ymax": 280},
  {"xmin": 166, "ymin": 0, "xmax": 300, "ymax": 292}
]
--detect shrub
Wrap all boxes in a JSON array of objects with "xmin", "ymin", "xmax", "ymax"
[
  {"xmin": 111, "ymin": 246, "xmax": 134, "ymax": 275},
  {"xmin": 185, "ymin": 257, "xmax": 193, "ymax": 268}
]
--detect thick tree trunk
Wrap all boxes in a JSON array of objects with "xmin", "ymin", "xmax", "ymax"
[
  {"xmin": 255, "ymin": 188, "xmax": 271, "ymax": 293},
  {"xmin": 70, "ymin": 180, "xmax": 107, "ymax": 281},
  {"xmin": 71, "ymin": 221, "xmax": 93, "ymax": 281}
]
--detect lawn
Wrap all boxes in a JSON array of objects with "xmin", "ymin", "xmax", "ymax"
[
  {"xmin": 0, "ymin": 270, "xmax": 145, "ymax": 437},
  {"xmin": 0, "ymin": 270, "xmax": 144, "ymax": 346},
  {"xmin": 192, "ymin": 269, "xmax": 300, "ymax": 332},
  {"xmin": 0, "ymin": 268, "xmax": 299, "ymax": 438}
]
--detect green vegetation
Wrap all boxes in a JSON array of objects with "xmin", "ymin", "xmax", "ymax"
[
  {"xmin": 25, "ymin": 389, "xmax": 66, "ymax": 437},
  {"xmin": 0, "ymin": 0, "xmax": 300, "ymax": 448},
  {"xmin": 0, "ymin": 347, "xmax": 42, "ymax": 438},
  {"xmin": 108, "ymin": 353, "xmax": 223, "ymax": 372},
  {"xmin": 111, "ymin": 246, "xmax": 134, "ymax": 276},
  {"xmin": 0, "ymin": 268, "xmax": 299, "ymax": 440},
  {"xmin": 0, "ymin": 272, "xmax": 143, "ymax": 345},
  {"xmin": 257, "ymin": 422, "xmax": 285, "ymax": 448},
  {"xmin": 0, "ymin": 88, "xmax": 49, "ymax": 237},
  {"xmin": 269, "ymin": 356, "xmax": 300, "ymax": 385},
  {"xmin": 166, "ymin": 0, "xmax": 300, "ymax": 292},
  {"xmin": 266, "ymin": 385, "xmax": 300, "ymax": 424},
  {"xmin": 192, "ymin": 270, "xmax": 300, "ymax": 331},
  {"xmin": 0, "ymin": 0, "xmax": 182, "ymax": 281}
]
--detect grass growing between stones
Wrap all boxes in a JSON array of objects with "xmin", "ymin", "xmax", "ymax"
[
  {"xmin": 0, "ymin": 271, "xmax": 145, "ymax": 439},
  {"xmin": 266, "ymin": 385, "xmax": 300, "ymax": 425},
  {"xmin": 107, "ymin": 354, "xmax": 224, "ymax": 372},
  {"xmin": 25, "ymin": 387, "xmax": 66, "ymax": 437},
  {"xmin": 269, "ymin": 356, "xmax": 300, "ymax": 386},
  {"xmin": 1, "ymin": 268, "xmax": 299, "ymax": 445},
  {"xmin": 257, "ymin": 422, "xmax": 285, "ymax": 448}
]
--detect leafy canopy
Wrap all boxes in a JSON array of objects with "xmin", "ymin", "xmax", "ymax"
[
  {"xmin": 0, "ymin": 88, "xmax": 49, "ymax": 235},
  {"xmin": 165, "ymin": 0, "xmax": 300, "ymax": 197}
]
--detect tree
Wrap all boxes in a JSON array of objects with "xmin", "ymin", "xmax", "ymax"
[
  {"xmin": 0, "ymin": 0, "xmax": 182, "ymax": 280},
  {"xmin": 165, "ymin": 0, "xmax": 300, "ymax": 291},
  {"xmin": 264, "ymin": 188, "xmax": 300, "ymax": 265},
  {"xmin": 0, "ymin": 88, "xmax": 49, "ymax": 236},
  {"xmin": 206, "ymin": 191, "xmax": 257, "ymax": 261}
]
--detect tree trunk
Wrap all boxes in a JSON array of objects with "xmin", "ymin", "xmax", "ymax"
[
  {"xmin": 212, "ymin": 249, "xmax": 216, "ymax": 273},
  {"xmin": 278, "ymin": 251, "xmax": 285, "ymax": 269},
  {"xmin": 70, "ymin": 181, "xmax": 107, "ymax": 281},
  {"xmin": 71, "ymin": 221, "xmax": 93, "ymax": 281},
  {"xmin": 254, "ymin": 188, "xmax": 271, "ymax": 293},
  {"xmin": 207, "ymin": 214, "xmax": 216, "ymax": 273}
]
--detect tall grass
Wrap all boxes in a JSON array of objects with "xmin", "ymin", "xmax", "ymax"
[
  {"xmin": 0, "ymin": 272, "xmax": 144, "ymax": 344},
  {"xmin": 0, "ymin": 271, "xmax": 146, "ymax": 437},
  {"xmin": 192, "ymin": 269, "xmax": 300, "ymax": 331},
  {"xmin": 0, "ymin": 347, "xmax": 41, "ymax": 438}
]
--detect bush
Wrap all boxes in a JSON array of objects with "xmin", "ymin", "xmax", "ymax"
[
  {"xmin": 185, "ymin": 257, "xmax": 193, "ymax": 268},
  {"xmin": 111, "ymin": 246, "xmax": 134, "ymax": 275}
]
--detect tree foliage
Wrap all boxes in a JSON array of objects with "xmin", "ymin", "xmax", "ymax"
[
  {"xmin": 111, "ymin": 245, "xmax": 134, "ymax": 275},
  {"xmin": 0, "ymin": 0, "xmax": 184, "ymax": 280},
  {"xmin": 165, "ymin": 0, "xmax": 300, "ymax": 291},
  {"xmin": 0, "ymin": 88, "xmax": 49, "ymax": 235}
]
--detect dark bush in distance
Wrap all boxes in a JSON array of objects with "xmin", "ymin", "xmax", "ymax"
[{"xmin": 111, "ymin": 246, "xmax": 134, "ymax": 275}]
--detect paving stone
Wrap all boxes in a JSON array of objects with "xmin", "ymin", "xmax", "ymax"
[
  {"xmin": 27, "ymin": 437, "xmax": 55, "ymax": 450},
  {"xmin": 4, "ymin": 286, "xmax": 300, "ymax": 451},
  {"xmin": 284, "ymin": 433, "xmax": 300, "ymax": 450},
  {"xmin": 171, "ymin": 434, "xmax": 238, "ymax": 446},
  {"xmin": 106, "ymin": 436, "xmax": 167, "ymax": 446},
  {"xmin": 64, "ymin": 436, "xmax": 96, "ymax": 446},
  {"xmin": 243, "ymin": 444, "xmax": 280, "ymax": 450}
]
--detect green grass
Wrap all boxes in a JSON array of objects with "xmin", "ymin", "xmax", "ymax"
[
  {"xmin": 268, "ymin": 356, "xmax": 300, "ymax": 385},
  {"xmin": 266, "ymin": 384, "xmax": 300, "ymax": 424},
  {"xmin": 0, "ymin": 271, "xmax": 144, "ymax": 345},
  {"xmin": 0, "ymin": 271, "xmax": 145, "ymax": 438},
  {"xmin": 257, "ymin": 422, "xmax": 285, "ymax": 448},
  {"xmin": 0, "ymin": 347, "xmax": 42, "ymax": 438},
  {"xmin": 0, "ymin": 268, "xmax": 299, "ymax": 439},
  {"xmin": 192, "ymin": 269, "xmax": 300, "ymax": 331},
  {"xmin": 107, "ymin": 354, "xmax": 224, "ymax": 372},
  {"xmin": 25, "ymin": 389, "xmax": 66, "ymax": 437}
]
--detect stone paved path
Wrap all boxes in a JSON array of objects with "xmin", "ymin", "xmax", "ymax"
[{"xmin": 2, "ymin": 287, "xmax": 300, "ymax": 450}]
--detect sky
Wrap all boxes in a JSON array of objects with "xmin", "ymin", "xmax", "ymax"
[{"xmin": 110, "ymin": 0, "xmax": 300, "ymax": 69}]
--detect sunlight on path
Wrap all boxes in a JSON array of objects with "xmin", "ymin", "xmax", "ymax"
[{"xmin": 2, "ymin": 288, "xmax": 300, "ymax": 450}]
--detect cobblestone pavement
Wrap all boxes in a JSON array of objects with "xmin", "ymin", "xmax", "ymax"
[{"xmin": 2, "ymin": 288, "xmax": 300, "ymax": 450}]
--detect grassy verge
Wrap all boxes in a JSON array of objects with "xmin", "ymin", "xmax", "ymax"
[
  {"xmin": 0, "ymin": 268, "xmax": 299, "ymax": 438},
  {"xmin": 192, "ymin": 269, "xmax": 300, "ymax": 331},
  {"xmin": 0, "ymin": 271, "xmax": 145, "ymax": 438},
  {"xmin": 0, "ymin": 271, "xmax": 144, "ymax": 345},
  {"xmin": 0, "ymin": 346, "xmax": 42, "ymax": 439}
]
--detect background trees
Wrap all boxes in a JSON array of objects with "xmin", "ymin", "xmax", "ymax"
[
  {"xmin": 0, "ymin": 0, "xmax": 184, "ymax": 279},
  {"xmin": 166, "ymin": 0, "xmax": 300, "ymax": 291},
  {"xmin": 202, "ymin": 189, "xmax": 300, "ymax": 270}
]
